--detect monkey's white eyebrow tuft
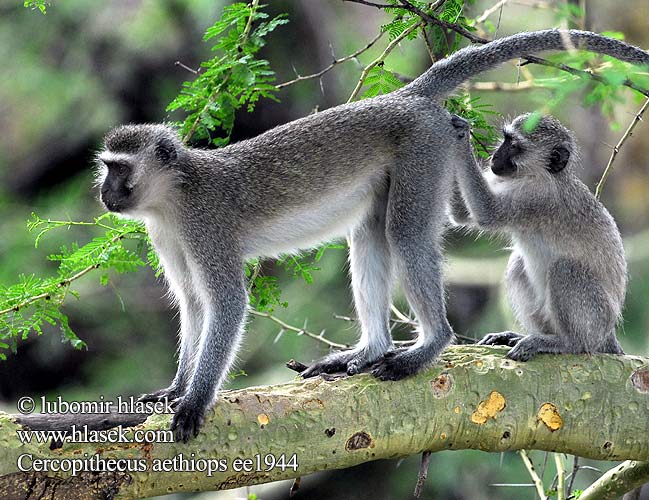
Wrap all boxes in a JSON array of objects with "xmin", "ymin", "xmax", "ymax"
[{"xmin": 99, "ymin": 151, "xmax": 132, "ymax": 164}]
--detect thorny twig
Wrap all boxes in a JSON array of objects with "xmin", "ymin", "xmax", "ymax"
[
  {"xmin": 249, "ymin": 310, "xmax": 350, "ymax": 349},
  {"xmin": 519, "ymin": 450, "xmax": 548, "ymax": 500},
  {"xmin": 347, "ymin": 19, "xmax": 424, "ymax": 102},
  {"xmin": 275, "ymin": 31, "xmax": 384, "ymax": 89}
]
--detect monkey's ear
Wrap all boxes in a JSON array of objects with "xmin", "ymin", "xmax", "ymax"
[
  {"xmin": 547, "ymin": 146, "xmax": 570, "ymax": 173},
  {"xmin": 155, "ymin": 137, "xmax": 178, "ymax": 163}
]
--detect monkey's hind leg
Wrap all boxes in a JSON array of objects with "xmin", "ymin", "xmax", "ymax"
[
  {"xmin": 508, "ymin": 258, "xmax": 618, "ymax": 361},
  {"xmin": 371, "ymin": 138, "xmax": 455, "ymax": 381},
  {"xmin": 301, "ymin": 191, "xmax": 394, "ymax": 378}
]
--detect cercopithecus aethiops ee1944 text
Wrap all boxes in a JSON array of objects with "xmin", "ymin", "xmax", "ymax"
[{"xmin": 98, "ymin": 29, "xmax": 649, "ymax": 442}]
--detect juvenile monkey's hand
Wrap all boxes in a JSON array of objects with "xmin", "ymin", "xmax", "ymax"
[
  {"xmin": 171, "ymin": 397, "xmax": 207, "ymax": 443},
  {"xmin": 450, "ymin": 114, "xmax": 470, "ymax": 139}
]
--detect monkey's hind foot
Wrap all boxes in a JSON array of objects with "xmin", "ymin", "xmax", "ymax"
[
  {"xmin": 171, "ymin": 397, "xmax": 207, "ymax": 443},
  {"xmin": 477, "ymin": 331, "xmax": 524, "ymax": 348},
  {"xmin": 506, "ymin": 334, "xmax": 563, "ymax": 362},
  {"xmin": 138, "ymin": 384, "xmax": 183, "ymax": 405},
  {"xmin": 371, "ymin": 346, "xmax": 432, "ymax": 381}
]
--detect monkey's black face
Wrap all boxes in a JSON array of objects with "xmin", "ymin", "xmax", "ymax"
[
  {"xmin": 100, "ymin": 160, "xmax": 135, "ymax": 213},
  {"xmin": 491, "ymin": 135, "xmax": 520, "ymax": 177}
]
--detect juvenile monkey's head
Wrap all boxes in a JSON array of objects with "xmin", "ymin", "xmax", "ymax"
[
  {"xmin": 491, "ymin": 114, "xmax": 577, "ymax": 180},
  {"xmin": 97, "ymin": 124, "xmax": 184, "ymax": 216}
]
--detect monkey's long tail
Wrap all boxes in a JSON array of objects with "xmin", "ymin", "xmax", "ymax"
[{"xmin": 406, "ymin": 29, "xmax": 649, "ymax": 99}]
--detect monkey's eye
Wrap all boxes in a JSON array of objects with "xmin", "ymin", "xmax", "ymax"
[{"xmin": 105, "ymin": 161, "xmax": 130, "ymax": 177}]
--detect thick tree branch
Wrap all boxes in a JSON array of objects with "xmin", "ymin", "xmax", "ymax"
[{"xmin": 0, "ymin": 347, "xmax": 648, "ymax": 499}]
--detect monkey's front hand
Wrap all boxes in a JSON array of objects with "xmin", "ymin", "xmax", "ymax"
[
  {"xmin": 477, "ymin": 331, "xmax": 524, "ymax": 348},
  {"xmin": 171, "ymin": 397, "xmax": 207, "ymax": 443}
]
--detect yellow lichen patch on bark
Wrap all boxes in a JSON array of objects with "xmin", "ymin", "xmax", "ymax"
[
  {"xmin": 471, "ymin": 391, "xmax": 506, "ymax": 424},
  {"xmin": 257, "ymin": 413, "xmax": 270, "ymax": 425},
  {"xmin": 537, "ymin": 403, "xmax": 563, "ymax": 431}
]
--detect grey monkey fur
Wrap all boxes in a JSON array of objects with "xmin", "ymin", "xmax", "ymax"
[
  {"xmin": 450, "ymin": 114, "xmax": 627, "ymax": 360},
  {"xmin": 98, "ymin": 29, "xmax": 647, "ymax": 441}
]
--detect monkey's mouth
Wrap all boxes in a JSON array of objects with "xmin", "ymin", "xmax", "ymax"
[
  {"xmin": 491, "ymin": 159, "xmax": 517, "ymax": 177},
  {"xmin": 101, "ymin": 192, "xmax": 133, "ymax": 213}
]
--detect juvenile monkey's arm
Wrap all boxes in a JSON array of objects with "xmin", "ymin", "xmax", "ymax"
[
  {"xmin": 451, "ymin": 116, "xmax": 509, "ymax": 229},
  {"xmin": 448, "ymin": 180, "xmax": 474, "ymax": 226}
]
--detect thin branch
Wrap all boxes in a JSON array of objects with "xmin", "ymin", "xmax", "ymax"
[
  {"xmin": 555, "ymin": 454, "xmax": 566, "ymax": 500},
  {"xmin": 414, "ymin": 451, "xmax": 433, "ymax": 498},
  {"xmin": 249, "ymin": 309, "xmax": 349, "ymax": 349},
  {"xmin": 567, "ymin": 456, "xmax": 579, "ymax": 496},
  {"xmin": 275, "ymin": 31, "xmax": 384, "ymax": 89},
  {"xmin": 0, "ymin": 228, "xmax": 138, "ymax": 317},
  {"xmin": 519, "ymin": 450, "xmax": 548, "ymax": 500},
  {"xmin": 174, "ymin": 61, "xmax": 200, "ymax": 75},
  {"xmin": 466, "ymin": 80, "xmax": 536, "ymax": 91},
  {"xmin": 347, "ymin": 20, "xmax": 424, "ymax": 102},
  {"xmin": 420, "ymin": 25, "xmax": 437, "ymax": 63},
  {"xmin": 334, "ymin": 311, "xmax": 478, "ymax": 344},
  {"xmin": 476, "ymin": 0, "xmax": 511, "ymax": 24},
  {"xmin": 395, "ymin": 0, "xmax": 489, "ymax": 44},
  {"xmin": 595, "ymin": 97, "xmax": 649, "ymax": 198},
  {"xmin": 0, "ymin": 264, "xmax": 100, "ymax": 316},
  {"xmin": 579, "ymin": 461, "xmax": 649, "ymax": 500},
  {"xmin": 521, "ymin": 55, "xmax": 649, "ymax": 98},
  {"xmin": 183, "ymin": 0, "xmax": 259, "ymax": 144}
]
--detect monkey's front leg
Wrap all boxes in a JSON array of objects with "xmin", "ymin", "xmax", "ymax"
[{"xmin": 171, "ymin": 269, "xmax": 247, "ymax": 443}]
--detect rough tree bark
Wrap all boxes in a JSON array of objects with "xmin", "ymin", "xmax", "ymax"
[{"xmin": 0, "ymin": 346, "xmax": 647, "ymax": 500}]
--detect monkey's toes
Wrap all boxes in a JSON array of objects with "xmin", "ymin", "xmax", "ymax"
[
  {"xmin": 370, "ymin": 355, "xmax": 418, "ymax": 381},
  {"xmin": 171, "ymin": 400, "xmax": 205, "ymax": 443},
  {"xmin": 505, "ymin": 342, "xmax": 536, "ymax": 362},
  {"xmin": 477, "ymin": 331, "xmax": 523, "ymax": 347},
  {"xmin": 346, "ymin": 352, "xmax": 381, "ymax": 375}
]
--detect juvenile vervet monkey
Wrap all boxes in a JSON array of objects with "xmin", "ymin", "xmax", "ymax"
[
  {"xmin": 450, "ymin": 114, "xmax": 627, "ymax": 360},
  {"xmin": 98, "ymin": 30, "xmax": 648, "ymax": 441}
]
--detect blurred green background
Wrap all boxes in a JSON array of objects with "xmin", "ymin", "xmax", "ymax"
[{"xmin": 1, "ymin": 1, "xmax": 648, "ymax": 498}]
